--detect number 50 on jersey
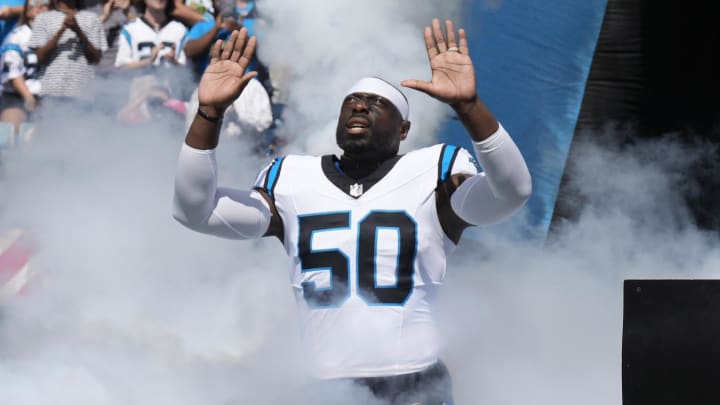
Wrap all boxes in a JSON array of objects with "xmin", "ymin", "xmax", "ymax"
[{"xmin": 297, "ymin": 211, "xmax": 417, "ymax": 308}]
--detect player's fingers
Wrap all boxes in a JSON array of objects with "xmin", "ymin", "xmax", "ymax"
[
  {"xmin": 230, "ymin": 28, "xmax": 248, "ymax": 62},
  {"xmin": 432, "ymin": 18, "xmax": 447, "ymax": 52},
  {"xmin": 423, "ymin": 26, "xmax": 438, "ymax": 60},
  {"xmin": 221, "ymin": 30, "xmax": 238, "ymax": 60},
  {"xmin": 458, "ymin": 28, "xmax": 470, "ymax": 56},
  {"xmin": 238, "ymin": 35, "xmax": 257, "ymax": 69},
  {"xmin": 445, "ymin": 20, "xmax": 458, "ymax": 52},
  {"xmin": 240, "ymin": 36, "xmax": 257, "ymax": 67},
  {"xmin": 400, "ymin": 79, "xmax": 433, "ymax": 95},
  {"xmin": 209, "ymin": 38, "xmax": 223, "ymax": 64}
]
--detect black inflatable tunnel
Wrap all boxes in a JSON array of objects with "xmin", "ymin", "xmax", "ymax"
[{"xmin": 551, "ymin": 0, "xmax": 720, "ymax": 233}]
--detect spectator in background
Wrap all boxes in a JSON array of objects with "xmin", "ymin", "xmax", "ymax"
[
  {"xmin": 89, "ymin": 0, "xmax": 136, "ymax": 74},
  {"xmin": 232, "ymin": 0, "xmax": 270, "ymax": 96},
  {"xmin": 181, "ymin": 0, "xmax": 210, "ymax": 21},
  {"xmin": 233, "ymin": 0, "xmax": 251, "ymax": 30},
  {"xmin": 28, "ymin": 0, "xmax": 107, "ymax": 106},
  {"xmin": 84, "ymin": 0, "xmax": 136, "ymax": 115},
  {"xmin": 114, "ymin": 0, "xmax": 189, "ymax": 118},
  {"xmin": 114, "ymin": 0, "xmax": 186, "ymax": 71},
  {"xmin": 182, "ymin": 0, "xmax": 271, "ymax": 152},
  {"xmin": 182, "ymin": 0, "xmax": 268, "ymax": 87},
  {"xmin": 0, "ymin": 0, "xmax": 49, "ymax": 133},
  {"xmin": 181, "ymin": 0, "xmax": 235, "ymax": 80},
  {"xmin": 0, "ymin": 0, "xmax": 25, "ymax": 45},
  {"xmin": 117, "ymin": 78, "xmax": 186, "ymax": 125},
  {"xmin": 170, "ymin": 0, "xmax": 203, "ymax": 27}
]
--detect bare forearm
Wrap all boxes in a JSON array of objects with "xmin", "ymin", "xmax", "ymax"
[
  {"xmin": 99, "ymin": 4, "xmax": 115, "ymax": 23},
  {"xmin": 10, "ymin": 77, "xmax": 34, "ymax": 101},
  {"xmin": 119, "ymin": 58, "xmax": 154, "ymax": 69},
  {"xmin": 185, "ymin": 105, "xmax": 224, "ymax": 149},
  {"xmin": 75, "ymin": 29, "xmax": 101, "ymax": 64},
  {"xmin": 35, "ymin": 27, "xmax": 66, "ymax": 64},
  {"xmin": 0, "ymin": 5, "xmax": 23, "ymax": 19},
  {"xmin": 451, "ymin": 96, "xmax": 499, "ymax": 142},
  {"xmin": 171, "ymin": 1, "xmax": 205, "ymax": 26},
  {"xmin": 184, "ymin": 28, "xmax": 218, "ymax": 59}
]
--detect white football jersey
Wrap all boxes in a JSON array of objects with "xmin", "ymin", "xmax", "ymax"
[
  {"xmin": 255, "ymin": 144, "xmax": 478, "ymax": 379},
  {"xmin": 0, "ymin": 24, "xmax": 41, "ymax": 95},
  {"xmin": 115, "ymin": 18, "xmax": 187, "ymax": 67}
]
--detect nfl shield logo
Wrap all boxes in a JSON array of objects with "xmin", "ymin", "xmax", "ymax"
[{"xmin": 349, "ymin": 183, "xmax": 363, "ymax": 197}]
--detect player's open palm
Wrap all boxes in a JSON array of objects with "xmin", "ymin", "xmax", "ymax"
[
  {"xmin": 198, "ymin": 29, "xmax": 258, "ymax": 111},
  {"xmin": 402, "ymin": 19, "xmax": 476, "ymax": 105}
]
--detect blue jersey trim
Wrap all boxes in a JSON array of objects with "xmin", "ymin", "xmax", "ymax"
[
  {"xmin": 439, "ymin": 144, "xmax": 459, "ymax": 183},
  {"xmin": 265, "ymin": 156, "xmax": 285, "ymax": 197},
  {"xmin": 120, "ymin": 28, "xmax": 132, "ymax": 49},
  {"xmin": 0, "ymin": 43, "xmax": 23, "ymax": 57}
]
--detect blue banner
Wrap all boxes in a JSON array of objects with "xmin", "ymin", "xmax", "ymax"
[{"xmin": 441, "ymin": 0, "xmax": 608, "ymax": 243}]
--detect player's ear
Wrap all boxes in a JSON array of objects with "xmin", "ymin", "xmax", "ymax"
[{"xmin": 399, "ymin": 120, "xmax": 411, "ymax": 140}]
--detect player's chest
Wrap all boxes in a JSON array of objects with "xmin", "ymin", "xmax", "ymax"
[{"xmin": 280, "ymin": 189, "xmax": 438, "ymax": 259}]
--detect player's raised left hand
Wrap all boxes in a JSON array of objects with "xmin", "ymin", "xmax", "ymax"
[
  {"xmin": 401, "ymin": 19, "xmax": 477, "ymax": 105},
  {"xmin": 198, "ymin": 29, "xmax": 257, "ymax": 114}
]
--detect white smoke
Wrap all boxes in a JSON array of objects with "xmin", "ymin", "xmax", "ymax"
[
  {"xmin": 257, "ymin": 0, "xmax": 463, "ymax": 156},
  {"xmin": 0, "ymin": 107, "xmax": 305, "ymax": 404},
  {"xmin": 6, "ymin": 116, "xmax": 717, "ymax": 405},
  {"xmin": 438, "ymin": 134, "xmax": 720, "ymax": 404}
]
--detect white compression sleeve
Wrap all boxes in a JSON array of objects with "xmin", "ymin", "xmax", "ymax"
[
  {"xmin": 173, "ymin": 144, "xmax": 272, "ymax": 239},
  {"xmin": 450, "ymin": 123, "xmax": 532, "ymax": 226}
]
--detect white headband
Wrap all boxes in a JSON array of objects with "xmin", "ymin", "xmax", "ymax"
[{"xmin": 345, "ymin": 77, "xmax": 409, "ymax": 120}]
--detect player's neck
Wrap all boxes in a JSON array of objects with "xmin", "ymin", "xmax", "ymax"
[{"xmin": 338, "ymin": 154, "xmax": 394, "ymax": 179}]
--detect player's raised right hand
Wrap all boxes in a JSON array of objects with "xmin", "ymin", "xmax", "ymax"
[{"xmin": 198, "ymin": 29, "xmax": 257, "ymax": 114}]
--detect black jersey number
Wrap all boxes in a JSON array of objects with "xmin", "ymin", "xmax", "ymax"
[{"xmin": 298, "ymin": 211, "xmax": 417, "ymax": 308}]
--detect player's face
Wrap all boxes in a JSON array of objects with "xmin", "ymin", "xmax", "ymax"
[{"xmin": 336, "ymin": 92, "xmax": 410, "ymax": 160}]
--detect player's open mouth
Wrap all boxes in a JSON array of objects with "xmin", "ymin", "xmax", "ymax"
[{"xmin": 346, "ymin": 117, "xmax": 371, "ymax": 134}]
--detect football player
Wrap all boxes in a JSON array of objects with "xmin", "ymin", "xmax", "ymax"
[{"xmin": 173, "ymin": 19, "xmax": 531, "ymax": 404}]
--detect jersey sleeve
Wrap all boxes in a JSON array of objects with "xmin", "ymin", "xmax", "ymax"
[
  {"xmin": 449, "ymin": 123, "xmax": 532, "ymax": 226},
  {"xmin": 173, "ymin": 143, "xmax": 273, "ymax": 239},
  {"xmin": 450, "ymin": 147, "xmax": 480, "ymax": 176},
  {"xmin": 253, "ymin": 155, "xmax": 285, "ymax": 198},
  {"xmin": 174, "ymin": 25, "xmax": 188, "ymax": 65},
  {"xmin": 175, "ymin": 45, "xmax": 187, "ymax": 65},
  {"xmin": 1, "ymin": 46, "xmax": 24, "ymax": 80},
  {"xmin": 185, "ymin": 20, "xmax": 213, "ymax": 42},
  {"xmin": 114, "ymin": 26, "xmax": 133, "ymax": 67}
]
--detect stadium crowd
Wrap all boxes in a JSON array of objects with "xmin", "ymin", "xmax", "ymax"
[{"xmin": 0, "ymin": 0, "xmax": 282, "ymax": 155}]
